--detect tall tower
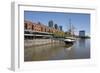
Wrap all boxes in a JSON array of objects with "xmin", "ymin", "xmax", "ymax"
[
  {"xmin": 59, "ymin": 26, "xmax": 62, "ymax": 31},
  {"xmin": 79, "ymin": 30, "xmax": 85, "ymax": 38},
  {"xmin": 54, "ymin": 24, "xmax": 58, "ymax": 29},
  {"xmin": 48, "ymin": 20, "xmax": 53, "ymax": 27}
]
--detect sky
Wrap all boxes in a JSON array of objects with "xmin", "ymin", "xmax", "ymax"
[{"xmin": 24, "ymin": 11, "xmax": 90, "ymax": 36}]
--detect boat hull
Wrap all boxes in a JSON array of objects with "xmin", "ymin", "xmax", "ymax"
[{"xmin": 64, "ymin": 41, "xmax": 74, "ymax": 45}]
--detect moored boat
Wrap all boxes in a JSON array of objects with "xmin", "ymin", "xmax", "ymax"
[
  {"xmin": 64, "ymin": 18, "xmax": 76, "ymax": 45},
  {"xmin": 64, "ymin": 37, "xmax": 76, "ymax": 44}
]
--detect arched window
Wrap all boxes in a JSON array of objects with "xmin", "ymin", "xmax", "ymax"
[
  {"xmin": 24, "ymin": 23, "xmax": 27, "ymax": 29},
  {"xmin": 32, "ymin": 25, "xmax": 34, "ymax": 30},
  {"xmin": 41, "ymin": 27, "xmax": 43, "ymax": 32},
  {"xmin": 45, "ymin": 28, "xmax": 46, "ymax": 32}
]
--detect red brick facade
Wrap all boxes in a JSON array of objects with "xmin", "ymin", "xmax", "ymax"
[{"xmin": 24, "ymin": 20, "xmax": 61, "ymax": 33}]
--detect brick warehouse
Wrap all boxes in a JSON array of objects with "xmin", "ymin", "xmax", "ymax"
[
  {"xmin": 24, "ymin": 20, "xmax": 64, "ymax": 39},
  {"xmin": 24, "ymin": 20, "xmax": 62, "ymax": 33}
]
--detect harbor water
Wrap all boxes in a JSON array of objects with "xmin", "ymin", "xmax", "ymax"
[{"xmin": 24, "ymin": 38, "xmax": 90, "ymax": 61}]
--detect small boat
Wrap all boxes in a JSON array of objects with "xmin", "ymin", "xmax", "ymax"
[{"xmin": 64, "ymin": 38, "xmax": 75, "ymax": 44}]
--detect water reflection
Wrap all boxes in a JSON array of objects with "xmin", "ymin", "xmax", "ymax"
[
  {"xmin": 24, "ymin": 39, "xmax": 90, "ymax": 61},
  {"xmin": 72, "ymin": 39, "xmax": 90, "ymax": 59},
  {"xmin": 79, "ymin": 39, "xmax": 86, "ymax": 49}
]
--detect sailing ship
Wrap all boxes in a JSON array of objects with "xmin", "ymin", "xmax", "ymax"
[{"xmin": 64, "ymin": 19, "xmax": 76, "ymax": 44}]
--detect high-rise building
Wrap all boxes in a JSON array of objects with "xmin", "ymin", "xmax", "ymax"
[
  {"xmin": 79, "ymin": 30, "xmax": 85, "ymax": 37},
  {"xmin": 48, "ymin": 20, "xmax": 53, "ymax": 27},
  {"xmin": 54, "ymin": 24, "xmax": 58, "ymax": 29},
  {"xmin": 59, "ymin": 26, "xmax": 62, "ymax": 31}
]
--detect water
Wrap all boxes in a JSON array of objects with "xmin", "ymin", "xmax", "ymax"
[{"xmin": 24, "ymin": 39, "xmax": 90, "ymax": 61}]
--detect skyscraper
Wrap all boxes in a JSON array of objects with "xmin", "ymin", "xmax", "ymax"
[
  {"xmin": 48, "ymin": 20, "xmax": 53, "ymax": 27},
  {"xmin": 54, "ymin": 24, "xmax": 58, "ymax": 29},
  {"xmin": 59, "ymin": 26, "xmax": 62, "ymax": 31},
  {"xmin": 79, "ymin": 30, "xmax": 85, "ymax": 38}
]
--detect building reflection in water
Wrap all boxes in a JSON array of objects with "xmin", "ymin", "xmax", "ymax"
[
  {"xmin": 24, "ymin": 39, "xmax": 90, "ymax": 61},
  {"xmin": 73, "ymin": 38, "xmax": 90, "ymax": 59},
  {"xmin": 79, "ymin": 38, "xmax": 86, "ymax": 49},
  {"xmin": 24, "ymin": 43, "xmax": 73, "ymax": 61}
]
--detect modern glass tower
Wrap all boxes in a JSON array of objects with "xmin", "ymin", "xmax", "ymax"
[{"xmin": 79, "ymin": 30, "xmax": 85, "ymax": 37}]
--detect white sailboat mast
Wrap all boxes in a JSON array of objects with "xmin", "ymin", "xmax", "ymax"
[{"xmin": 69, "ymin": 18, "xmax": 72, "ymax": 35}]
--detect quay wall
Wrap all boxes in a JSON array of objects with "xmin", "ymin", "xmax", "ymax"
[{"xmin": 24, "ymin": 39, "xmax": 65, "ymax": 47}]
